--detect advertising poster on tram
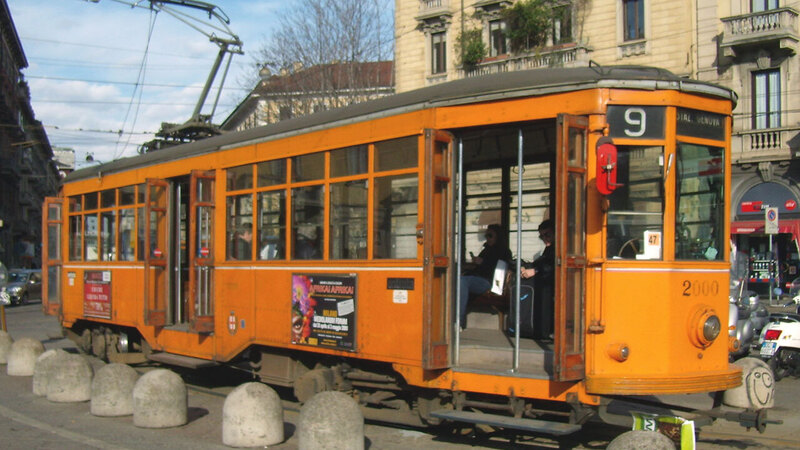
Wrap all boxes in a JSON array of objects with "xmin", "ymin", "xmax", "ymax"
[
  {"xmin": 84, "ymin": 271, "xmax": 111, "ymax": 319},
  {"xmin": 291, "ymin": 274, "xmax": 356, "ymax": 351}
]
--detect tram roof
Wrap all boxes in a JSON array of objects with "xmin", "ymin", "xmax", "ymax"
[{"xmin": 65, "ymin": 65, "xmax": 736, "ymax": 183}]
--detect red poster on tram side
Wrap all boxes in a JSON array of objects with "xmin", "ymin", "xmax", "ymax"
[{"xmin": 84, "ymin": 271, "xmax": 112, "ymax": 319}]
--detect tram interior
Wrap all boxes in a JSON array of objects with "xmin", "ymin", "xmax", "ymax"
[{"xmin": 454, "ymin": 120, "xmax": 557, "ymax": 377}]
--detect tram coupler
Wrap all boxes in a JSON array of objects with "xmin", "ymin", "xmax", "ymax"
[{"xmin": 697, "ymin": 408, "xmax": 782, "ymax": 433}]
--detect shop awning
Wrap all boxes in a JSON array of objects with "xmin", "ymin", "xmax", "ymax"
[{"xmin": 731, "ymin": 219, "xmax": 800, "ymax": 247}]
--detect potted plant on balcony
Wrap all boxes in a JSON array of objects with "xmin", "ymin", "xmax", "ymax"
[
  {"xmin": 457, "ymin": 28, "xmax": 487, "ymax": 69},
  {"xmin": 502, "ymin": 0, "xmax": 554, "ymax": 52}
]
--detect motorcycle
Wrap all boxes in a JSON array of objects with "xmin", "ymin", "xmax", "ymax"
[
  {"xmin": 759, "ymin": 313, "xmax": 800, "ymax": 380},
  {"xmin": 729, "ymin": 279, "xmax": 766, "ymax": 359}
]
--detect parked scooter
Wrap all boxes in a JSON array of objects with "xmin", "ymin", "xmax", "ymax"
[
  {"xmin": 729, "ymin": 279, "xmax": 758, "ymax": 360},
  {"xmin": 757, "ymin": 277, "xmax": 800, "ymax": 380}
]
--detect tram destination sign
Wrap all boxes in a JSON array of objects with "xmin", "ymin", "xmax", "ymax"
[
  {"xmin": 607, "ymin": 105, "xmax": 665, "ymax": 139},
  {"xmin": 84, "ymin": 270, "xmax": 111, "ymax": 319},
  {"xmin": 291, "ymin": 274, "xmax": 357, "ymax": 351},
  {"xmin": 676, "ymin": 108, "xmax": 725, "ymax": 141}
]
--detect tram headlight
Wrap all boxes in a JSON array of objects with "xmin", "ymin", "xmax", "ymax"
[
  {"xmin": 703, "ymin": 315, "xmax": 721, "ymax": 342},
  {"xmin": 688, "ymin": 305, "xmax": 721, "ymax": 349}
]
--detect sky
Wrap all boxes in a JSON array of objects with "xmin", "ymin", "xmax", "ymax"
[{"xmin": 8, "ymin": 0, "xmax": 283, "ymax": 166}]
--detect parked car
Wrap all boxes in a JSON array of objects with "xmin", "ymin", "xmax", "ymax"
[{"xmin": 0, "ymin": 269, "xmax": 42, "ymax": 306}]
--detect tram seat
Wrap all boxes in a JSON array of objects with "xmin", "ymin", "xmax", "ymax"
[{"xmin": 470, "ymin": 270, "xmax": 512, "ymax": 329}]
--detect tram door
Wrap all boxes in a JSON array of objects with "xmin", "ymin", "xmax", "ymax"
[
  {"xmin": 187, "ymin": 170, "xmax": 215, "ymax": 333},
  {"xmin": 554, "ymin": 114, "xmax": 587, "ymax": 381},
  {"xmin": 42, "ymin": 197, "xmax": 64, "ymax": 316}
]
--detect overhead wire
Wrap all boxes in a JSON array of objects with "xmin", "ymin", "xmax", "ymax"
[{"xmin": 114, "ymin": 7, "xmax": 158, "ymax": 160}]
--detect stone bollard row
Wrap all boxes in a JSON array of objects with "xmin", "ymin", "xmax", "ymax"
[
  {"xmin": 91, "ymin": 363, "xmax": 139, "ymax": 417},
  {"xmin": 222, "ymin": 382, "xmax": 284, "ymax": 447},
  {"xmin": 298, "ymin": 391, "xmax": 364, "ymax": 450},
  {"xmin": 7, "ymin": 337, "xmax": 44, "ymax": 376},
  {"xmin": 133, "ymin": 368, "xmax": 188, "ymax": 428},
  {"xmin": 0, "ymin": 330, "xmax": 12, "ymax": 364}
]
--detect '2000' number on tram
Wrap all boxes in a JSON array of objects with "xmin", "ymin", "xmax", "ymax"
[{"xmin": 681, "ymin": 280, "xmax": 720, "ymax": 297}]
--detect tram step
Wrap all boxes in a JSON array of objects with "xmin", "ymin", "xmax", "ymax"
[
  {"xmin": 429, "ymin": 409, "xmax": 581, "ymax": 435},
  {"xmin": 147, "ymin": 352, "xmax": 219, "ymax": 369}
]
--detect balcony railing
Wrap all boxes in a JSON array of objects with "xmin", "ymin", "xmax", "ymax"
[
  {"xmin": 720, "ymin": 7, "xmax": 799, "ymax": 56},
  {"xmin": 416, "ymin": 0, "xmax": 451, "ymax": 21},
  {"xmin": 732, "ymin": 126, "xmax": 800, "ymax": 162},
  {"xmin": 458, "ymin": 44, "xmax": 589, "ymax": 78}
]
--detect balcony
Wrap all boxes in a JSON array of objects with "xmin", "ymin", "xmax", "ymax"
[
  {"xmin": 720, "ymin": 7, "xmax": 799, "ymax": 58},
  {"xmin": 458, "ymin": 44, "xmax": 590, "ymax": 78},
  {"xmin": 731, "ymin": 126, "xmax": 800, "ymax": 163},
  {"xmin": 415, "ymin": 0, "xmax": 452, "ymax": 21}
]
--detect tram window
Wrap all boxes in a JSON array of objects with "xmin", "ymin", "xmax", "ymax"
[
  {"xmin": 464, "ymin": 168, "xmax": 502, "ymax": 255},
  {"xmin": 375, "ymin": 136, "xmax": 418, "ymax": 171},
  {"xmin": 137, "ymin": 207, "xmax": 145, "ymax": 261},
  {"xmin": 257, "ymin": 190, "xmax": 286, "ymax": 260},
  {"xmin": 257, "ymin": 160, "xmax": 287, "ymax": 187},
  {"xmin": 119, "ymin": 209, "xmax": 135, "ymax": 261},
  {"xmin": 374, "ymin": 174, "xmax": 418, "ymax": 259},
  {"xmin": 101, "ymin": 211, "xmax": 116, "ymax": 261},
  {"xmin": 136, "ymin": 184, "xmax": 145, "ymax": 204},
  {"xmin": 101, "ymin": 189, "xmax": 116, "ymax": 209},
  {"xmin": 119, "ymin": 186, "xmax": 136, "ymax": 206},
  {"xmin": 675, "ymin": 143, "xmax": 724, "ymax": 261},
  {"xmin": 330, "ymin": 180, "xmax": 368, "ymax": 259},
  {"xmin": 292, "ymin": 153, "xmax": 325, "ymax": 182},
  {"xmin": 292, "ymin": 185, "xmax": 324, "ymax": 259},
  {"xmin": 227, "ymin": 164, "xmax": 253, "ymax": 191},
  {"xmin": 84, "ymin": 192, "xmax": 98, "ymax": 210},
  {"xmin": 227, "ymin": 194, "xmax": 254, "ymax": 260},
  {"xmin": 84, "ymin": 214, "xmax": 99, "ymax": 261},
  {"xmin": 606, "ymin": 146, "xmax": 663, "ymax": 259},
  {"xmin": 69, "ymin": 216, "xmax": 82, "ymax": 261},
  {"xmin": 330, "ymin": 145, "xmax": 368, "ymax": 177},
  {"xmin": 510, "ymin": 163, "xmax": 551, "ymax": 260},
  {"xmin": 69, "ymin": 195, "xmax": 81, "ymax": 212}
]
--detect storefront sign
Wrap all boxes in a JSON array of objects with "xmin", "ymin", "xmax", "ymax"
[
  {"xmin": 84, "ymin": 271, "xmax": 111, "ymax": 319},
  {"xmin": 291, "ymin": 274, "xmax": 356, "ymax": 351}
]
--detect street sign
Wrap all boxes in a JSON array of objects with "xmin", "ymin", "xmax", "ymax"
[{"xmin": 765, "ymin": 207, "xmax": 779, "ymax": 234}]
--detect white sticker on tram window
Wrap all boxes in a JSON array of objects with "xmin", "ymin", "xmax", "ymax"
[
  {"xmin": 638, "ymin": 230, "xmax": 662, "ymax": 260},
  {"xmin": 102, "ymin": 271, "xmax": 111, "ymax": 282},
  {"xmin": 393, "ymin": 290, "xmax": 408, "ymax": 304},
  {"xmin": 338, "ymin": 299, "xmax": 355, "ymax": 316}
]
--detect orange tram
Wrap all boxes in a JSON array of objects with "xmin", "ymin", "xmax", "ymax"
[{"xmin": 42, "ymin": 66, "xmax": 767, "ymax": 438}]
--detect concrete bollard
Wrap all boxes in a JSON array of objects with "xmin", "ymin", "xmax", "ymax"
[
  {"xmin": 133, "ymin": 369, "xmax": 187, "ymax": 428},
  {"xmin": 0, "ymin": 330, "xmax": 12, "ymax": 364},
  {"xmin": 222, "ymin": 382, "xmax": 284, "ymax": 447},
  {"xmin": 6, "ymin": 337, "xmax": 45, "ymax": 376},
  {"xmin": 723, "ymin": 356, "xmax": 775, "ymax": 409},
  {"xmin": 91, "ymin": 363, "xmax": 139, "ymax": 417},
  {"xmin": 32, "ymin": 349, "xmax": 69, "ymax": 396},
  {"xmin": 46, "ymin": 353, "xmax": 93, "ymax": 402},
  {"xmin": 298, "ymin": 391, "xmax": 364, "ymax": 450},
  {"xmin": 607, "ymin": 430, "xmax": 675, "ymax": 449}
]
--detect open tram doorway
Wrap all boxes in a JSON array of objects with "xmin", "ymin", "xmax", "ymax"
[
  {"xmin": 144, "ymin": 172, "xmax": 215, "ymax": 332},
  {"xmin": 452, "ymin": 116, "xmax": 587, "ymax": 381}
]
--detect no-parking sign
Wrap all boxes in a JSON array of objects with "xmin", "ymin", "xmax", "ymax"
[{"xmin": 765, "ymin": 207, "xmax": 778, "ymax": 234}]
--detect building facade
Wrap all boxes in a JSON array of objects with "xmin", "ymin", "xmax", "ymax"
[
  {"xmin": 223, "ymin": 61, "xmax": 395, "ymax": 132},
  {"xmin": 395, "ymin": 0, "xmax": 800, "ymax": 291},
  {"xmin": 0, "ymin": 0, "xmax": 59, "ymax": 269}
]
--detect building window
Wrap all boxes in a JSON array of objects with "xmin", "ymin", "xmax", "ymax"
[
  {"xmin": 752, "ymin": 0, "xmax": 778, "ymax": 12},
  {"xmin": 623, "ymin": 0, "xmax": 644, "ymax": 41},
  {"xmin": 489, "ymin": 20, "xmax": 506, "ymax": 57},
  {"xmin": 431, "ymin": 32, "xmax": 447, "ymax": 74},
  {"xmin": 753, "ymin": 69, "xmax": 781, "ymax": 129},
  {"xmin": 552, "ymin": 4, "xmax": 573, "ymax": 45}
]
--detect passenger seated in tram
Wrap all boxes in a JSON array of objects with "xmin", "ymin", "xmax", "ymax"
[
  {"xmin": 459, "ymin": 224, "xmax": 512, "ymax": 328},
  {"xmin": 232, "ymin": 223, "xmax": 253, "ymax": 260},
  {"xmin": 518, "ymin": 219, "xmax": 555, "ymax": 339}
]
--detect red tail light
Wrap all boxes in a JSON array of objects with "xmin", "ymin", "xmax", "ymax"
[{"xmin": 764, "ymin": 329, "xmax": 782, "ymax": 340}]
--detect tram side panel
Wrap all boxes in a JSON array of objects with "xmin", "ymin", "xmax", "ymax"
[{"xmin": 586, "ymin": 266, "xmax": 734, "ymax": 395}]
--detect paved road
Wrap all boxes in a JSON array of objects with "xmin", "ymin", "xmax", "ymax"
[{"xmin": 1, "ymin": 301, "xmax": 799, "ymax": 449}]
